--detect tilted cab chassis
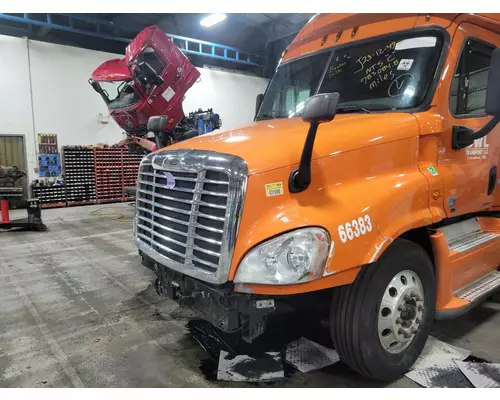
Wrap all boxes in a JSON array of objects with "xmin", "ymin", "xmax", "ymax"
[{"xmin": 135, "ymin": 13, "xmax": 500, "ymax": 381}]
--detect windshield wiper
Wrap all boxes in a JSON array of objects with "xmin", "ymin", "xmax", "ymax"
[
  {"xmin": 256, "ymin": 113, "xmax": 277, "ymax": 120},
  {"xmin": 256, "ymin": 110, "xmax": 290, "ymax": 120},
  {"xmin": 336, "ymin": 105, "xmax": 373, "ymax": 114},
  {"xmin": 336, "ymin": 104, "xmax": 395, "ymax": 114}
]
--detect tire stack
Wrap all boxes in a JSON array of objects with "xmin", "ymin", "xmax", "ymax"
[
  {"xmin": 0, "ymin": 167, "xmax": 25, "ymax": 188},
  {"xmin": 62, "ymin": 146, "xmax": 96, "ymax": 206}
]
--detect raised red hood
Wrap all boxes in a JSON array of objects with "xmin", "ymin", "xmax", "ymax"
[{"xmin": 91, "ymin": 58, "xmax": 131, "ymax": 81}]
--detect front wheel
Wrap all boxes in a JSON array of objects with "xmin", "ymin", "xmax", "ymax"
[{"xmin": 330, "ymin": 239, "xmax": 435, "ymax": 381}]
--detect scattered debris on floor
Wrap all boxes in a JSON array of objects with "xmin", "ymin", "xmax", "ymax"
[
  {"xmin": 483, "ymin": 363, "xmax": 500, "ymax": 382},
  {"xmin": 285, "ymin": 337, "xmax": 340, "ymax": 373},
  {"xmin": 187, "ymin": 318, "xmax": 500, "ymax": 387},
  {"xmin": 411, "ymin": 336, "xmax": 471, "ymax": 370},
  {"xmin": 217, "ymin": 351, "xmax": 285, "ymax": 382},
  {"xmin": 405, "ymin": 337, "xmax": 500, "ymax": 388},
  {"xmin": 455, "ymin": 361, "xmax": 500, "ymax": 388},
  {"xmin": 187, "ymin": 318, "xmax": 339, "ymax": 382},
  {"xmin": 405, "ymin": 360, "xmax": 474, "ymax": 388}
]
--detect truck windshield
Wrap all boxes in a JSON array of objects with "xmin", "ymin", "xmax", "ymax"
[
  {"xmin": 96, "ymin": 80, "xmax": 140, "ymax": 109},
  {"xmin": 256, "ymin": 31, "xmax": 444, "ymax": 120}
]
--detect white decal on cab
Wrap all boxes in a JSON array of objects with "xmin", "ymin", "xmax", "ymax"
[{"xmin": 338, "ymin": 215, "xmax": 372, "ymax": 243}]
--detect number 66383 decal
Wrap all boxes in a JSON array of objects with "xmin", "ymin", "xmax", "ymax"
[{"xmin": 338, "ymin": 215, "xmax": 372, "ymax": 243}]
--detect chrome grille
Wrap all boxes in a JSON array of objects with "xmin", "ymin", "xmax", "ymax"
[{"xmin": 135, "ymin": 149, "xmax": 247, "ymax": 284}]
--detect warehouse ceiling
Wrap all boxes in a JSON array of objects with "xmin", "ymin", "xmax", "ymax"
[
  {"xmin": 0, "ymin": 13, "xmax": 314, "ymax": 76},
  {"xmin": 106, "ymin": 13, "xmax": 313, "ymax": 53}
]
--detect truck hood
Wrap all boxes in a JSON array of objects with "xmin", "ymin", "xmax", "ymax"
[
  {"xmin": 169, "ymin": 113, "xmax": 420, "ymax": 175},
  {"xmin": 91, "ymin": 58, "xmax": 131, "ymax": 81}
]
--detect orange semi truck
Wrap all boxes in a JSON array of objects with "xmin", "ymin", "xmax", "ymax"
[{"xmin": 134, "ymin": 13, "xmax": 500, "ymax": 380}]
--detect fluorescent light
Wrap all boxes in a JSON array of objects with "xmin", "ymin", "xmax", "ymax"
[{"xmin": 200, "ymin": 13, "xmax": 227, "ymax": 28}]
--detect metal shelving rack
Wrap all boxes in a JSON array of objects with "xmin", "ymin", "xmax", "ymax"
[
  {"xmin": 32, "ymin": 147, "xmax": 142, "ymax": 208},
  {"xmin": 94, "ymin": 148, "xmax": 125, "ymax": 204},
  {"xmin": 31, "ymin": 184, "xmax": 67, "ymax": 209},
  {"xmin": 62, "ymin": 147, "xmax": 96, "ymax": 206}
]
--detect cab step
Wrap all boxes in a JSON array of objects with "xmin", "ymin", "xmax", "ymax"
[
  {"xmin": 433, "ymin": 217, "xmax": 500, "ymax": 319},
  {"xmin": 438, "ymin": 218, "xmax": 500, "ymax": 253},
  {"xmin": 454, "ymin": 270, "xmax": 500, "ymax": 302}
]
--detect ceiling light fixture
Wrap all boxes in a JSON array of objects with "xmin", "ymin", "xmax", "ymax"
[{"xmin": 200, "ymin": 13, "xmax": 227, "ymax": 28}]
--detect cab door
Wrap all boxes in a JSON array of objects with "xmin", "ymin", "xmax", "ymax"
[{"xmin": 438, "ymin": 22, "xmax": 500, "ymax": 217}]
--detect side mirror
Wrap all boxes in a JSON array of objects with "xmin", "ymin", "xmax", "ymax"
[
  {"xmin": 289, "ymin": 93, "xmax": 340, "ymax": 193},
  {"xmin": 453, "ymin": 48, "xmax": 500, "ymax": 149},
  {"xmin": 255, "ymin": 94, "xmax": 264, "ymax": 117},
  {"xmin": 302, "ymin": 92, "xmax": 340, "ymax": 124},
  {"xmin": 147, "ymin": 115, "xmax": 169, "ymax": 134},
  {"xmin": 138, "ymin": 62, "xmax": 164, "ymax": 86}
]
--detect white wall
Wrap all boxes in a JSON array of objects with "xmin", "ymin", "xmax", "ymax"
[
  {"xmin": 0, "ymin": 36, "xmax": 36, "ymax": 175},
  {"xmin": 183, "ymin": 68, "xmax": 268, "ymax": 130},
  {"xmin": 28, "ymin": 40, "xmax": 125, "ymax": 149},
  {"xmin": 0, "ymin": 34, "xmax": 268, "ymax": 183}
]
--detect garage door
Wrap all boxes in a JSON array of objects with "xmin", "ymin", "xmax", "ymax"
[{"xmin": 0, "ymin": 135, "xmax": 27, "ymax": 201}]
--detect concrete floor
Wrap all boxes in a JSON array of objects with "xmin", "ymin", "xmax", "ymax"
[{"xmin": 1, "ymin": 204, "xmax": 499, "ymax": 388}]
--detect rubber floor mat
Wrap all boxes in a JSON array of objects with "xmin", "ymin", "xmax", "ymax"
[
  {"xmin": 455, "ymin": 361, "xmax": 500, "ymax": 388},
  {"xmin": 412, "ymin": 336, "xmax": 471, "ymax": 370},
  {"xmin": 285, "ymin": 337, "xmax": 340, "ymax": 373},
  {"xmin": 217, "ymin": 350, "xmax": 285, "ymax": 382},
  {"xmin": 405, "ymin": 360, "xmax": 474, "ymax": 388}
]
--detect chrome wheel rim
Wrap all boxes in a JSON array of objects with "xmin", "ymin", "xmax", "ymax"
[{"xmin": 378, "ymin": 270, "xmax": 425, "ymax": 354}]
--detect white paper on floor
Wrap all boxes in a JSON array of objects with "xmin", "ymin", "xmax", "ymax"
[
  {"xmin": 285, "ymin": 337, "xmax": 340, "ymax": 373},
  {"xmin": 405, "ymin": 360, "xmax": 474, "ymax": 388},
  {"xmin": 217, "ymin": 350, "xmax": 285, "ymax": 382},
  {"xmin": 411, "ymin": 336, "xmax": 471, "ymax": 370},
  {"xmin": 455, "ymin": 361, "xmax": 500, "ymax": 388}
]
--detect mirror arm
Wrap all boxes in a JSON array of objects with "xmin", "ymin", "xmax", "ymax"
[
  {"xmin": 88, "ymin": 78, "xmax": 110, "ymax": 105},
  {"xmin": 289, "ymin": 122, "xmax": 319, "ymax": 193},
  {"xmin": 452, "ymin": 115, "xmax": 500, "ymax": 150},
  {"xmin": 470, "ymin": 115, "xmax": 500, "ymax": 140}
]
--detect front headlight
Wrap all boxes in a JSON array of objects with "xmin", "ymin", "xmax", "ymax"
[{"xmin": 234, "ymin": 227, "xmax": 330, "ymax": 285}]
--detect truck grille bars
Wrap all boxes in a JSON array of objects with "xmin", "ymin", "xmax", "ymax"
[{"xmin": 135, "ymin": 149, "xmax": 247, "ymax": 284}]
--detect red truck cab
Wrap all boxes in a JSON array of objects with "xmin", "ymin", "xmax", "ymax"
[{"xmin": 89, "ymin": 25, "xmax": 200, "ymax": 135}]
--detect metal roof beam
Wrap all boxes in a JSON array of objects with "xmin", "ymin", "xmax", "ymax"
[
  {"xmin": 265, "ymin": 21, "xmax": 307, "ymax": 44},
  {"xmin": 0, "ymin": 13, "xmax": 264, "ymax": 67}
]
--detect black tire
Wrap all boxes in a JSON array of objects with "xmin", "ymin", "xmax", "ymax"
[{"xmin": 330, "ymin": 239, "xmax": 435, "ymax": 381}]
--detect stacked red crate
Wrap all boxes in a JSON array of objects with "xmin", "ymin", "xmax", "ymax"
[
  {"xmin": 94, "ymin": 148, "xmax": 124, "ymax": 204},
  {"xmin": 122, "ymin": 151, "xmax": 144, "ymax": 201},
  {"xmin": 94, "ymin": 148, "xmax": 143, "ymax": 204}
]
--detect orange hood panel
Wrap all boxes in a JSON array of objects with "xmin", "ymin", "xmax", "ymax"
[{"xmin": 166, "ymin": 114, "xmax": 421, "ymax": 175}]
